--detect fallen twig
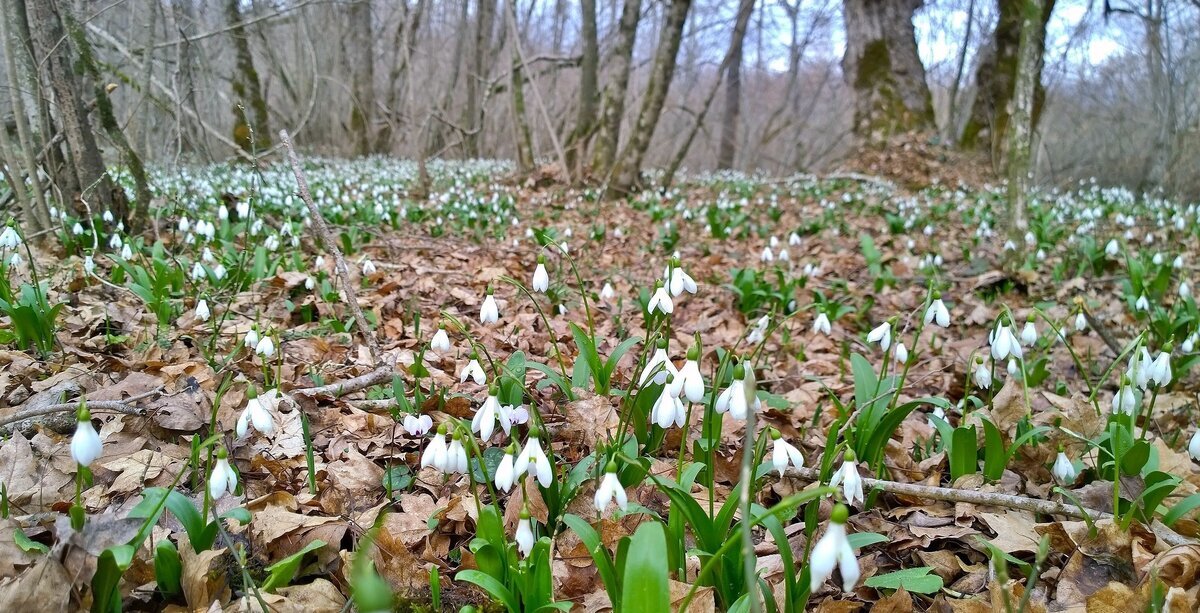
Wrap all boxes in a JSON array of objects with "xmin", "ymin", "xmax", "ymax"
[
  {"xmin": 1082, "ymin": 308, "xmax": 1123, "ymax": 355},
  {"xmin": 290, "ymin": 365, "xmax": 394, "ymax": 399},
  {"xmin": 0, "ymin": 387, "xmax": 162, "ymax": 437},
  {"xmin": 280, "ymin": 129, "xmax": 382, "ymax": 364},
  {"xmin": 785, "ymin": 466, "xmax": 1195, "ymax": 547}
]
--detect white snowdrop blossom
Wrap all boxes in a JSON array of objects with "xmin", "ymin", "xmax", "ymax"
[
  {"xmin": 431, "ymin": 326, "xmax": 452, "ymax": 354},
  {"xmin": 893, "ymin": 342, "xmax": 908, "ymax": 365},
  {"xmin": 1149, "ymin": 346, "xmax": 1172, "ymax": 387},
  {"xmin": 1074, "ymin": 312, "xmax": 1088, "ymax": 332},
  {"xmin": 647, "ymin": 282, "xmax": 674, "ymax": 315},
  {"xmin": 420, "ymin": 426, "xmax": 449, "ymax": 470},
  {"xmin": 813, "ymin": 312, "xmax": 832, "ymax": 335},
  {"xmin": 254, "ymin": 334, "xmax": 276, "ymax": 358},
  {"xmin": 72, "ymin": 222, "xmax": 85, "ymax": 235},
  {"xmin": 600, "ymin": 282, "xmax": 615, "ymax": 300},
  {"xmin": 480, "ymin": 289, "xmax": 500, "ymax": 323},
  {"xmin": 361, "ymin": 258, "xmax": 377, "ymax": 276},
  {"xmin": 1111, "ymin": 378, "xmax": 1138, "ymax": 415},
  {"xmin": 243, "ymin": 327, "xmax": 259, "ymax": 349},
  {"xmin": 83, "ymin": 255, "xmax": 95, "ymax": 275},
  {"xmin": 403, "ymin": 414, "xmax": 433, "ymax": 437},
  {"xmin": 866, "ymin": 321, "xmax": 892, "ymax": 352},
  {"xmin": 1189, "ymin": 431, "xmax": 1200, "ymax": 462},
  {"xmin": 515, "ymin": 509, "xmax": 536, "ymax": 557},
  {"xmin": 673, "ymin": 345, "xmax": 705, "ymax": 403},
  {"xmin": 639, "ymin": 340, "xmax": 676, "ymax": 386},
  {"xmin": 472, "ymin": 388, "xmax": 501, "ymax": 441},
  {"xmin": 651, "ymin": 377, "xmax": 687, "ymax": 429},
  {"xmin": 514, "ymin": 430, "xmax": 553, "ymax": 487},
  {"xmin": 460, "ymin": 353, "xmax": 487, "ymax": 385},
  {"xmin": 70, "ymin": 404, "xmax": 102, "ymax": 466},
  {"xmin": 829, "ymin": 450, "xmax": 864, "ymax": 507},
  {"xmin": 0, "ymin": 224, "xmax": 23, "ymax": 250},
  {"xmin": 593, "ymin": 463, "xmax": 628, "ymax": 515},
  {"xmin": 746, "ymin": 315, "xmax": 770, "ymax": 344},
  {"xmin": 1105, "ymin": 239, "xmax": 1120, "ymax": 256},
  {"xmin": 1135, "ymin": 294, "xmax": 1149, "ymax": 311},
  {"xmin": 195, "ymin": 299, "xmax": 211, "ymax": 322},
  {"xmin": 236, "ymin": 387, "xmax": 278, "ymax": 437},
  {"xmin": 444, "ymin": 433, "xmax": 469, "ymax": 475},
  {"xmin": 989, "ymin": 322, "xmax": 1023, "ymax": 361},
  {"xmin": 761, "ymin": 247, "xmax": 774, "ymax": 263},
  {"xmin": 208, "ymin": 448, "xmax": 239, "ymax": 500},
  {"xmin": 770, "ymin": 430, "xmax": 804, "ymax": 477},
  {"xmin": 120, "ymin": 244, "xmax": 133, "ymax": 260},
  {"xmin": 924, "ymin": 294, "xmax": 950, "ymax": 328},
  {"xmin": 495, "ymin": 446, "xmax": 517, "ymax": 492},
  {"xmin": 1051, "ymin": 451, "xmax": 1077, "ymax": 485},
  {"xmin": 531, "ymin": 255, "xmax": 549, "ymax": 293},
  {"xmin": 1020, "ymin": 319, "xmax": 1038, "ymax": 346},
  {"xmin": 716, "ymin": 363, "xmax": 758, "ymax": 420},
  {"xmin": 809, "ymin": 504, "xmax": 860, "ymax": 593},
  {"xmin": 663, "ymin": 256, "xmax": 698, "ymax": 297}
]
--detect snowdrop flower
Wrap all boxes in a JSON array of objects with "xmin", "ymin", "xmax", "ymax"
[
  {"xmin": 480, "ymin": 288, "xmax": 499, "ymax": 323},
  {"xmin": 1051, "ymin": 450, "xmax": 1077, "ymax": 485},
  {"xmin": 746, "ymin": 315, "xmax": 770, "ymax": 344},
  {"xmin": 647, "ymin": 281, "xmax": 674, "ymax": 315},
  {"xmin": 716, "ymin": 362, "xmax": 758, "ymax": 420},
  {"xmin": 1105, "ymin": 239, "xmax": 1120, "ymax": 256},
  {"xmin": 769, "ymin": 429, "xmax": 804, "ymax": 477},
  {"xmin": 927, "ymin": 404, "xmax": 945, "ymax": 428},
  {"xmin": 244, "ymin": 327, "xmax": 259, "ymax": 349},
  {"xmin": 236, "ymin": 200, "xmax": 251, "ymax": 220},
  {"xmin": 639, "ymin": 338, "xmax": 676, "ymax": 386},
  {"xmin": 778, "ymin": 248, "xmax": 790, "ymax": 262},
  {"xmin": 108, "ymin": 233, "xmax": 123, "ymax": 249},
  {"xmin": 236, "ymin": 387, "xmax": 277, "ymax": 437},
  {"xmin": 866, "ymin": 320, "xmax": 892, "ymax": 352},
  {"xmin": 255, "ymin": 334, "xmax": 276, "ymax": 358},
  {"xmin": 1020, "ymin": 317, "xmax": 1038, "ymax": 346},
  {"xmin": 1149, "ymin": 344, "xmax": 1172, "ymax": 387},
  {"xmin": 924, "ymin": 292, "xmax": 950, "ymax": 328},
  {"xmin": 1135, "ymin": 294, "xmax": 1149, "ymax": 311},
  {"xmin": 813, "ymin": 312, "xmax": 832, "ymax": 335},
  {"xmin": 472, "ymin": 387, "xmax": 501, "ymax": 441},
  {"xmin": 515, "ymin": 507, "xmax": 536, "ymax": 557},
  {"xmin": 809, "ymin": 504, "xmax": 860, "ymax": 592},
  {"xmin": 600, "ymin": 282, "xmax": 615, "ymax": 301},
  {"xmin": 989, "ymin": 321, "xmax": 1023, "ymax": 361},
  {"xmin": 651, "ymin": 377, "xmax": 687, "ymax": 428},
  {"xmin": 973, "ymin": 357, "xmax": 992, "ymax": 389},
  {"xmin": 1128, "ymin": 348, "xmax": 1152, "ymax": 389},
  {"xmin": 1111, "ymin": 377, "xmax": 1138, "ymax": 415},
  {"xmin": 663, "ymin": 256, "xmax": 697, "ymax": 297},
  {"xmin": 83, "ymin": 255, "xmax": 95, "ymax": 275},
  {"xmin": 673, "ymin": 344, "xmax": 705, "ymax": 403},
  {"xmin": 178, "ymin": 217, "xmax": 191, "ymax": 233},
  {"xmin": 829, "ymin": 450, "xmax": 864, "ymax": 507},
  {"xmin": 1, "ymin": 223, "xmax": 24, "ymax": 250},
  {"xmin": 1003, "ymin": 239, "xmax": 1016, "ymax": 252},
  {"xmin": 8, "ymin": 252, "xmax": 22, "ymax": 267},
  {"xmin": 1183, "ymin": 336, "xmax": 1195, "ymax": 353},
  {"xmin": 212, "ymin": 263, "xmax": 227, "ymax": 280},
  {"xmin": 1189, "ymin": 430, "xmax": 1200, "ymax": 462},
  {"xmin": 304, "ymin": 276, "xmax": 315, "ymax": 291},
  {"xmin": 460, "ymin": 352, "xmax": 487, "ymax": 385},
  {"xmin": 1174, "ymin": 255, "xmax": 1184, "ymax": 269},
  {"xmin": 102, "ymin": 209, "xmax": 114, "ymax": 223},
  {"xmin": 594, "ymin": 462, "xmax": 628, "ymax": 514},
  {"xmin": 315, "ymin": 255, "xmax": 325, "ymax": 269},
  {"xmin": 72, "ymin": 222, "xmax": 85, "ymax": 235},
  {"xmin": 1153, "ymin": 252, "xmax": 1165, "ymax": 266},
  {"xmin": 893, "ymin": 342, "xmax": 908, "ymax": 365},
  {"xmin": 361, "ymin": 258, "xmax": 377, "ymax": 276},
  {"xmin": 531, "ymin": 255, "xmax": 549, "ymax": 292},
  {"xmin": 208, "ymin": 447, "xmax": 239, "ymax": 499},
  {"xmin": 70, "ymin": 402, "xmax": 102, "ymax": 466},
  {"xmin": 444, "ymin": 432, "xmax": 468, "ymax": 474},
  {"xmin": 1180, "ymin": 281, "xmax": 1191, "ymax": 300},
  {"xmin": 769, "ymin": 235, "xmax": 779, "ymax": 249},
  {"xmin": 789, "ymin": 232, "xmax": 801, "ymax": 246},
  {"xmin": 495, "ymin": 444, "xmax": 517, "ymax": 492},
  {"xmin": 420, "ymin": 425, "xmax": 449, "ymax": 470},
  {"xmin": 403, "ymin": 414, "xmax": 433, "ymax": 437},
  {"xmin": 1074, "ymin": 312, "xmax": 1087, "ymax": 332},
  {"xmin": 760, "ymin": 246, "xmax": 774, "ymax": 263},
  {"xmin": 120, "ymin": 244, "xmax": 133, "ymax": 260},
  {"xmin": 1007, "ymin": 358, "xmax": 1019, "ymax": 377},
  {"xmin": 497, "ymin": 403, "xmax": 529, "ymax": 436},
  {"xmin": 514, "ymin": 429, "xmax": 553, "ymax": 487},
  {"xmin": 430, "ymin": 325, "xmax": 451, "ymax": 354},
  {"xmin": 218, "ymin": 204, "xmax": 229, "ymax": 221},
  {"xmin": 195, "ymin": 299, "xmax": 211, "ymax": 322}
]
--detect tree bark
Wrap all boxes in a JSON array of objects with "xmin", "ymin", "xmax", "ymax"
[
  {"xmin": 1004, "ymin": 0, "xmax": 1046, "ymax": 248},
  {"xmin": 564, "ymin": 0, "xmax": 598, "ymax": 175},
  {"xmin": 0, "ymin": 0, "xmax": 48, "ymax": 231},
  {"xmin": 226, "ymin": 0, "xmax": 271, "ymax": 152},
  {"xmin": 608, "ymin": 0, "xmax": 692, "ymax": 196},
  {"xmin": 717, "ymin": 0, "xmax": 755, "ymax": 170},
  {"xmin": 464, "ymin": 0, "xmax": 497, "ymax": 158},
  {"xmin": 347, "ymin": 0, "xmax": 375, "ymax": 156},
  {"xmin": 25, "ymin": 0, "xmax": 117, "ymax": 216},
  {"xmin": 591, "ymin": 0, "xmax": 641, "ymax": 177},
  {"xmin": 506, "ymin": 0, "xmax": 534, "ymax": 172},
  {"xmin": 960, "ymin": 0, "xmax": 1055, "ymax": 154},
  {"xmin": 841, "ymin": 0, "xmax": 934, "ymax": 146}
]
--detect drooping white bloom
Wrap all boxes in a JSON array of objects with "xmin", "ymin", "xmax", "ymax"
[
  {"xmin": 83, "ymin": 255, "xmax": 95, "ymax": 275},
  {"xmin": 361, "ymin": 258, "xmax": 377, "ymax": 276},
  {"xmin": 647, "ymin": 283, "xmax": 674, "ymax": 315},
  {"xmin": 600, "ymin": 282, "xmax": 615, "ymax": 300},
  {"xmin": 893, "ymin": 342, "xmax": 908, "ymax": 365},
  {"xmin": 208, "ymin": 448, "xmax": 239, "ymax": 499},
  {"xmin": 497, "ymin": 403, "xmax": 529, "ymax": 436},
  {"xmin": 674, "ymin": 348, "xmax": 705, "ymax": 403},
  {"xmin": 813, "ymin": 312, "xmax": 832, "ymax": 335},
  {"xmin": 495, "ymin": 448, "xmax": 517, "ymax": 492},
  {"xmin": 236, "ymin": 388, "xmax": 277, "ymax": 437},
  {"xmin": 178, "ymin": 217, "xmax": 191, "ymax": 233},
  {"xmin": 532, "ymin": 256, "xmax": 549, "ymax": 293},
  {"xmin": 108, "ymin": 233, "xmax": 123, "ymax": 249},
  {"xmin": 1174, "ymin": 255, "xmax": 1185, "ymax": 269},
  {"xmin": 9, "ymin": 252, "xmax": 22, "ymax": 267},
  {"xmin": 809, "ymin": 504, "xmax": 859, "ymax": 592},
  {"xmin": 102, "ymin": 210, "xmax": 114, "ymax": 223},
  {"xmin": 1111, "ymin": 379, "xmax": 1138, "ymax": 415},
  {"xmin": 639, "ymin": 341, "xmax": 677, "ymax": 386},
  {"xmin": 924, "ymin": 296, "xmax": 950, "ymax": 328},
  {"xmin": 1180, "ymin": 281, "xmax": 1191, "ymax": 300},
  {"xmin": 0, "ymin": 225, "xmax": 23, "ymax": 250},
  {"xmin": 1020, "ymin": 320, "xmax": 1038, "ymax": 346},
  {"xmin": 70, "ymin": 405, "xmax": 102, "ymax": 466},
  {"xmin": 444, "ymin": 434, "xmax": 469, "ymax": 474},
  {"xmin": 514, "ymin": 431, "xmax": 553, "ymax": 487},
  {"xmin": 828, "ymin": 451, "xmax": 864, "ymax": 507},
  {"xmin": 420, "ymin": 428, "xmax": 448, "ymax": 470},
  {"xmin": 430, "ymin": 327, "xmax": 451, "ymax": 354},
  {"xmin": 1105, "ymin": 239, "xmax": 1120, "ymax": 257},
  {"xmin": 1075, "ymin": 312, "xmax": 1088, "ymax": 332},
  {"xmin": 255, "ymin": 335, "xmax": 276, "ymax": 358},
  {"xmin": 663, "ymin": 258, "xmax": 698, "ymax": 297},
  {"xmin": 402, "ymin": 414, "xmax": 433, "ymax": 437},
  {"xmin": 789, "ymin": 232, "xmax": 801, "ymax": 246},
  {"xmin": 472, "ymin": 390, "xmax": 501, "ymax": 442},
  {"xmin": 651, "ymin": 379, "xmax": 687, "ymax": 429},
  {"xmin": 1135, "ymin": 294, "xmax": 1149, "ymax": 311},
  {"xmin": 515, "ymin": 510, "xmax": 536, "ymax": 557},
  {"xmin": 1128, "ymin": 348, "xmax": 1153, "ymax": 389},
  {"xmin": 1189, "ymin": 431, "xmax": 1200, "ymax": 462},
  {"xmin": 244, "ymin": 327, "xmax": 259, "ymax": 349},
  {"xmin": 761, "ymin": 247, "xmax": 774, "ymax": 263},
  {"xmin": 989, "ymin": 323, "xmax": 1023, "ymax": 361},
  {"xmin": 195, "ymin": 299, "xmax": 211, "ymax": 322},
  {"xmin": 770, "ymin": 431, "xmax": 804, "ymax": 477},
  {"xmin": 593, "ymin": 466, "xmax": 628, "ymax": 514},
  {"xmin": 460, "ymin": 354, "xmax": 487, "ymax": 385},
  {"xmin": 1051, "ymin": 452, "xmax": 1077, "ymax": 485},
  {"xmin": 866, "ymin": 321, "xmax": 892, "ymax": 351},
  {"xmin": 72, "ymin": 222, "xmax": 85, "ymax": 235},
  {"xmin": 746, "ymin": 315, "xmax": 770, "ymax": 344},
  {"xmin": 120, "ymin": 244, "xmax": 133, "ymax": 260},
  {"xmin": 480, "ymin": 291, "xmax": 500, "ymax": 323},
  {"xmin": 1149, "ymin": 347, "xmax": 1172, "ymax": 387}
]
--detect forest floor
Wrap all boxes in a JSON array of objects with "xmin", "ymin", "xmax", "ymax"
[{"xmin": 1, "ymin": 152, "xmax": 1199, "ymax": 612}]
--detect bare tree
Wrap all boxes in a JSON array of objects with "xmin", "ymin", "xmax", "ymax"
[
  {"xmin": 464, "ymin": 0, "xmax": 498, "ymax": 157},
  {"xmin": 1005, "ymin": 0, "xmax": 1047, "ymax": 246},
  {"xmin": 592, "ymin": 0, "xmax": 642, "ymax": 177},
  {"xmin": 564, "ymin": 0, "xmax": 599, "ymax": 175},
  {"xmin": 841, "ymin": 0, "xmax": 935, "ymax": 145},
  {"xmin": 226, "ymin": 0, "xmax": 271, "ymax": 152},
  {"xmin": 347, "ymin": 0, "xmax": 376, "ymax": 156},
  {"xmin": 717, "ymin": 0, "xmax": 756, "ymax": 170}
]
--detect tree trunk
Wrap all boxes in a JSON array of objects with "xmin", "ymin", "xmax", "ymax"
[
  {"xmin": 1004, "ymin": 0, "xmax": 1046, "ymax": 248},
  {"xmin": 717, "ymin": 0, "xmax": 755, "ymax": 170},
  {"xmin": 0, "ymin": 0, "xmax": 48, "ymax": 231},
  {"xmin": 226, "ymin": 0, "xmax": 271, "ymax": 152},
  {"xmin": 960, "ymin": 0, "xmax": 1054, "ymax": 154},
  {"xmin": 943, "ymin": 0, "xmax": 976, "ymax": 142},
  {"xmin": 377, "ymin": 0, "xmax": 426, "ymax": 153},
  {"xmin": 608, "ymin": 0, "xmax": 692, "ymax": 196},
  {"xmin": 1140, "ymin": 0, "xmax": 1170, "ymax": 192},
  {"xmin": 564, "ymin": 0, "xmax": 598, "ymax": 175},
  {"xmin": 841, "ymin": 0, "xmax": 934, "ymax": 146},
  {"xmin": 25, "ymin": 0, "xmax": 117, "ymax": 216},
  {"xmin": 591, "ymin": 0, "xmax": 641, "ymax": 177},
  {"xmin": 347, "ymin": 0, "xmax": 375, "ymax": 156},
  {"xmin": 506, "ymin": 1, "xmax": 534, "ymax": 172},
  {"xmin": 464, "ymin": 0, "xmax": 497, "ymax": 158}
]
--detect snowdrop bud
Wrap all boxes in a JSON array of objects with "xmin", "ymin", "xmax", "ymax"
[
  {"xmin": 70, "ymin": 401, "xmax": 102, "ymax": 467},
  {"xmin": 1051, "ymin": 449, "xmax": 1077, "ymax": 485},
  {"xmin": 195, "ymin": 299, "xmax": 211, "ymax": 322},
  {"xmin": 430, "ymin": 324, "xmax": 451, "ymax": 354},
  {"xmin": 495, "ymin": 444, "xmax": 517, "ymax": 492},
  {"xmin": 515, "ymin": 507, "xmax": 536, "ymax": 557},
  {"xmin": 480, "ymin": 288, "xmax": 500, "ymax": 323},
  {"xmin": 600, "ymin": 282, "xmax": 615, "ymax": 300},
  {"xmin": 1020, "ymin": 317, "xmax": 1038, "ymax": 346},
  {"xmin": 1074, "ymin": 312, "xmax": 1087, "ymax": 332},
  {"xmin": 208, "ymin": 447, "xmax": 239, "ymax": 500},
  {"xmin": 532, "ymin": 255, "xmax": 549, "ymax": 293},
  {"xmin": 973, "ymin": 357, "xmax": 992, "ymax": 389},
  {"xmin": 893, "ymin": 342, "xmax": 908, "ymax": 365}
]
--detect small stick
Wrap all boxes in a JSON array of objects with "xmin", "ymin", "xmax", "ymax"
[
  {"xmin": 785, "ymin": 466, "xmax": 1194, "ymax": 547},
  {"xmin": 0, "ymin": 399, "xmax": 148, "ymax": 428},
  {"xmin": 291, "ymin": 365, "xmax": 393, "ymax": 398},
  {"xmin": 279, "ymin": 129, "xmax": 381, "ymax": 364},
  {"xmin": 1082, "ymin": 308, "xmax": 1122, "ymax": 355}
]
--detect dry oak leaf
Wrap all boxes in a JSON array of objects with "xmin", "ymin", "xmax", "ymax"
[
  {"xmin": 222, "ymin": 578, "xmax": 346, "ymax": 613},
  {"xmin": 0, "ymin": 557, "xmax": 72, "ymax": 611},
  {"xmin": 874, "ymin": 586, "xmax": 914, "ymax": 613},
  {"xmin": 179, "ymin": 536, "xmax": 230, "ymax": 610}
]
